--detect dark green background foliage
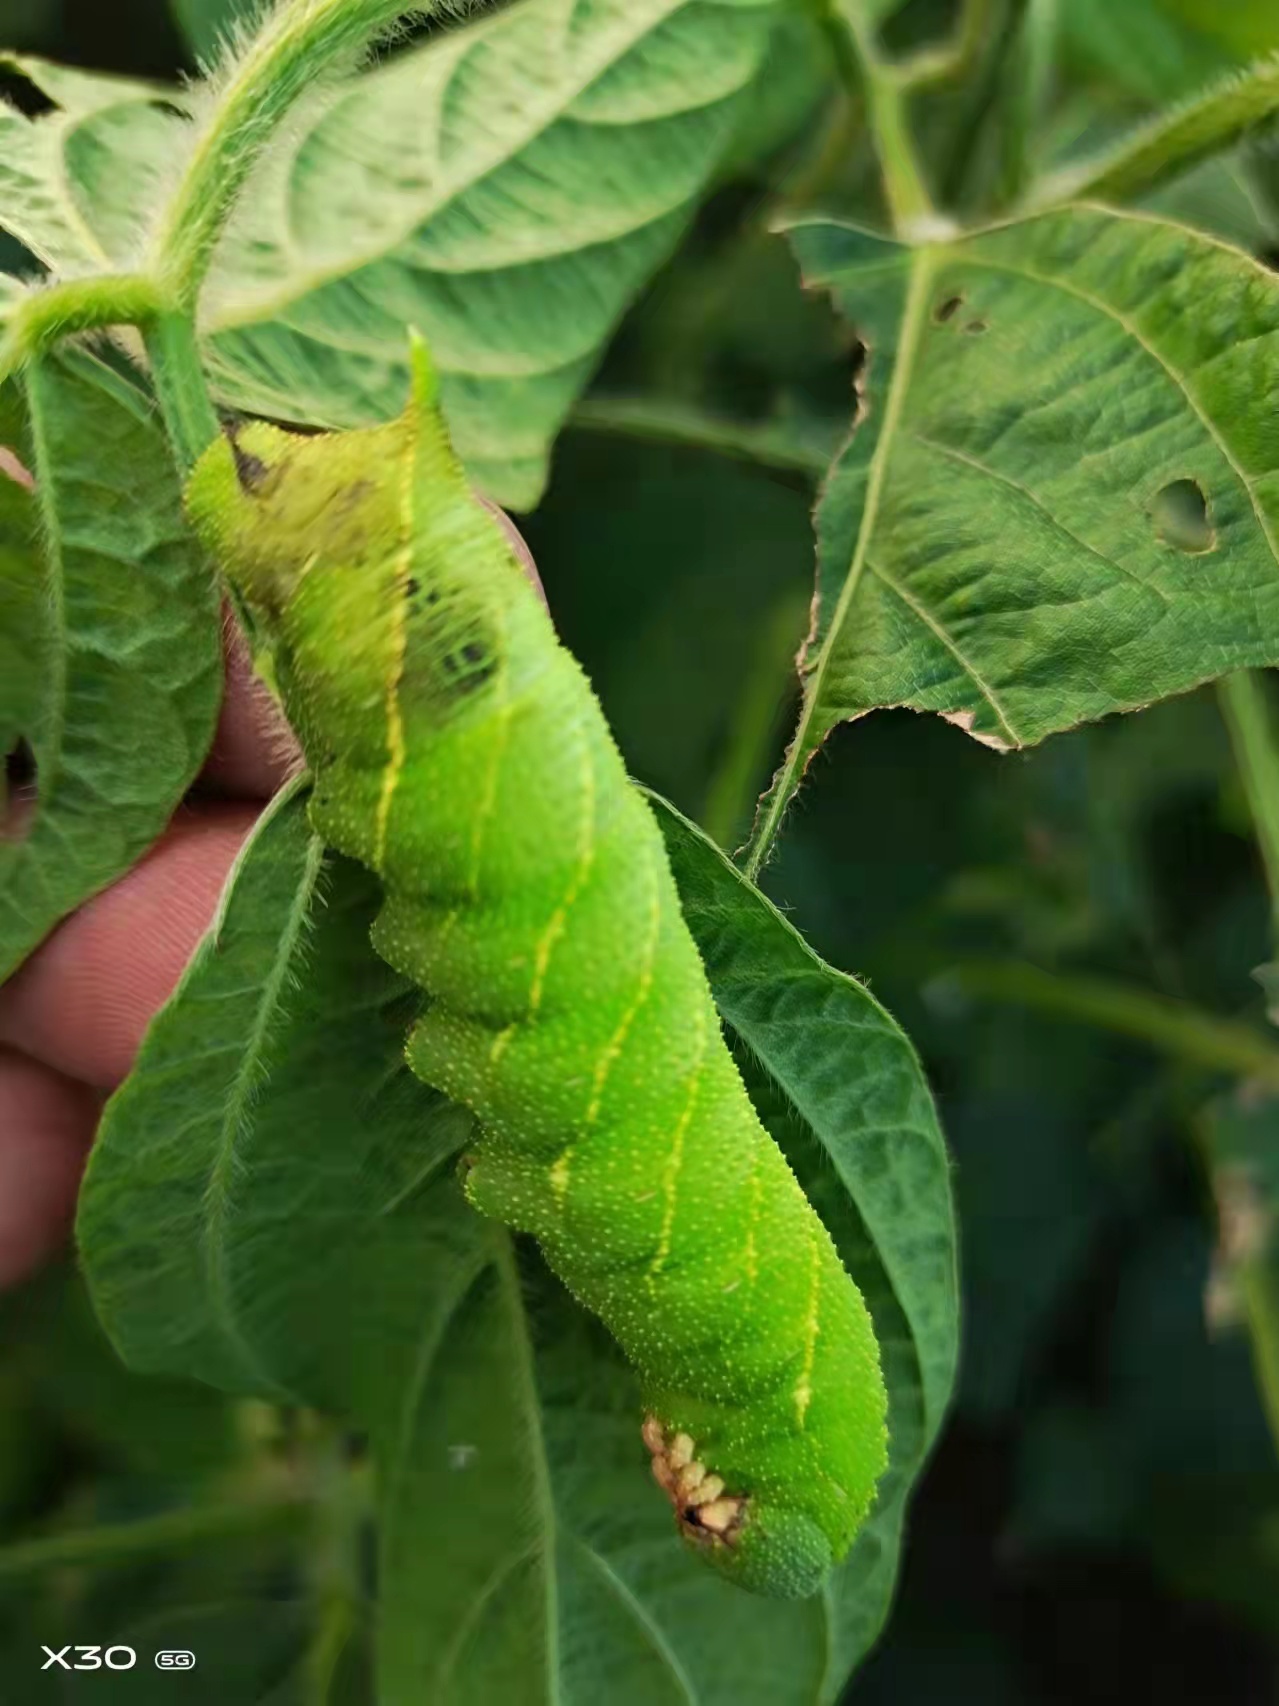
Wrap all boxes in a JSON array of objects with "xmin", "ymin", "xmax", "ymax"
[{"xmin": 3, "ymin": 0, "xmax": 1279, "ymax": 1700}]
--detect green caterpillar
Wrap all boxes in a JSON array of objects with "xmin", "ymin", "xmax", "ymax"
[{"xmin": 186, "ymin": 339, "xmax": 887, "ymax": 1598}]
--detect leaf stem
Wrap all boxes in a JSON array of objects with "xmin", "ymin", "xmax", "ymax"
[
  {"xmin": 948, "ymin": 960, "xmax": 1279, "ymax": 1086},
  {"xmin": 301, "ymin": 1423, "xmax": 369, "ymax": 1703},
  {"xmin": 1219, "ymin": 670, "xmax": 1279, "ymax": 948},
  {"xmin": 820, "ymin": 0, "xmax": 936, "ymax": 233},
  {"xmin": 702, "ymin": 592, "xmax": 809, "ymax": 854},
  {"xmin": 569, "ymin": 396, "xmax": 833, "ymax": 483},
  {"xmin": 143, "ymin": 310, "xmax": 223, "ymax": 474},
  {"xmin": 150, "ymin": 0, "xmax": 456, "ymax": 314},
  {"xmin": 0, "ymin": 1493, "xmax": 312, "ymax": 1583},
  {"xmin": 892, "ymin": 0, "xmax": 996, "ymax": 92},
  {"xmin": 0, "ymin": 274, "xmax": 160, "ymax": 383}
]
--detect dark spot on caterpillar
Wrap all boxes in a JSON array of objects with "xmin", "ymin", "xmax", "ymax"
[
  {"xmin": 405, "ymin": 577, "xmax": 420, "ymax": 597},
  {"xmin": 226, "ymin": 429, "xmax": 270, "ymax": 495},
  {"xmin": 934, "ymin": 294, "xmax": 964, "ymax": 324},
  {"xmin": 327, "ymin": 479, "xmax": 375, "ymax": 518},
  {"xmin": 439, "ymin": 638, "xmax": 497, "ymax": 698}
]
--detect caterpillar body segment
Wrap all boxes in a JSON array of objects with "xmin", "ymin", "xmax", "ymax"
[{"xmin": 186, "ymin": 343, "xmax": 888, "ymax": 1597}]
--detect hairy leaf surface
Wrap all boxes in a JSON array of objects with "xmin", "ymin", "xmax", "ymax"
[
  {"xmin": 0, "ymin": 58, "xmax": 188, "ymax": 270},
  {"xmin": 754, "ymin": 206, "xmax": 1279, "ymax": 860},
  {"xmin": 199, "ymin": 0, "xmax": 780, "ymax": 506},
  {"xmin": 0, "ymin": 350, "xmax": 220, "ymax": 981},
  {"xmin": 80, "ymin": 781, "xmax": 951, "ymax": 1696}
]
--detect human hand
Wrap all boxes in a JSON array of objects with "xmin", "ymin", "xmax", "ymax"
[{"xmin": 0, "ymin": 488, "xmax": 540, "ymax": 1292}]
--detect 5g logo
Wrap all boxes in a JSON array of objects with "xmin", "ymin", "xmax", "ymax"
[
  {"xmin": 156, "ymin": 1650, "xmax": 197, "ymax": 1670},
  {"xmin": 40, "ymin": 1646, "xmax": 137, "ymax": 1670}
]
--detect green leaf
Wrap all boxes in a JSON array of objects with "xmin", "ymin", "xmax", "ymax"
[
  {"xmin": 1031, "ymin": 52, "xmax": 1279, "ymax": 208},
  {"xmin": 750, "ymin": 206, "xmax": 1279, "ymax": 868},
  {"xmin": 78, "ymin": 779, "xmax": 477, "ymax": 1411},
  {"xmin": 0, "ymin": 58, "xmax": 189, "ymax": 270},
  {"xmin": 199, "ymin": 0, "xmax": 780, "ymax": 508},
  {"xmin": 0, "ymin": 349, "xmax": 220, "ymax": 982},
  {"xmin": 82, "ymin": 782, "xmax": 953, "ymax": 1698}
]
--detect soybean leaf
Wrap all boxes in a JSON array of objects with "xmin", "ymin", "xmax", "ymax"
[
  {"xmin": 0, "ymin": 59, "xmax": 188, "ymax": 270},
  {"xmin": 0, "ymin": 349, "xmax": 220, "ymax": 982},
  {"xmin": 752, "ymin": 207, "xmax": 1279, "ymax": 863},
  {"xmin": 82, "ymin": 782, "xmax": 952, "ymax": 1700},
  {"xmin": 78, "ymin": 780, "xmax": 480, "ymax": 1411},
  {"xmin": 199, "ymin": 0, "xmax": 781, "ymax": 508}
]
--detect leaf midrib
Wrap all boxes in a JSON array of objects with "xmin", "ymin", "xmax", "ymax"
[
  {"xmin": 494, "ymin": 1228, "xmax": 564, "ymax": 1706},
  {"xmin": 747, "ymin": 245, "xmax": 937, "ymax": 874},
  {"xmin": 198, "ymin": 800, "xmax": 325, "ymax": 1395}
]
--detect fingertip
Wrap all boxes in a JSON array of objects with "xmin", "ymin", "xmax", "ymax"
[
  {"xmin": 199, "ymin": 612, "xmax": 302, "ymax": 799},
  {"xmin": 0, "ymin": 804, "xmax": 258, "ymax": 1090}
]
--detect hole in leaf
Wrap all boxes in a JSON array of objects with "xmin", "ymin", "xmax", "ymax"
[
  {"xmin": 2, "ymin": 737, "xmax": 37, "ymax": 843},
  {"xmin": 934, "ymin": 294, "xmax": 964, "ymax": 324},
  {"xmin": 0, "ymin": 65, "xmax": 56, "ymax": 118},
  {"xmin": 1150, "ymin": 478, "xmax": 1215, "ymax": 554}
]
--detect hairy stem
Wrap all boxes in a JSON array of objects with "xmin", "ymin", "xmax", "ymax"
[
  {"xmin": 150, "ymin": 0, "xmax": 456, "ymax": 313},
  {"xmin": 894, "ymin": 0, "xmax": 996, "ymax": 91},
  {"xmin": 0, "ymin": 274, "xmax": 160, "ymax": 384},
  {"xmin": 144, "ymin": 310, "xmax": 223, "ymax": 474},
  {"xmin": 1219, "ymin": 670, "xmax": 1279, "ymax": 950},
  {"xmin": 949, "ymin": 960, "xmax": 1279, "ymax": 1087},
  {"xmin": 702, "ymin": 592, "xmax": 809, "ymax": 854}
]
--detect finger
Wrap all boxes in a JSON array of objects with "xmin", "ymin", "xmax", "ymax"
[
  {"xmin": 0, "ymin": 804, "xmax": 258, "ymax": 1090},
  {"xmin": 0, "ymin": 1049, "xmax": 99, "ymax": 1291},
  {"xmin": 483, "ymin": 501, "xmax": 546, "ymax": 605},
  {"xmin": 198, "ymin": 611, "xmax": 302, "ymax": 800}
]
